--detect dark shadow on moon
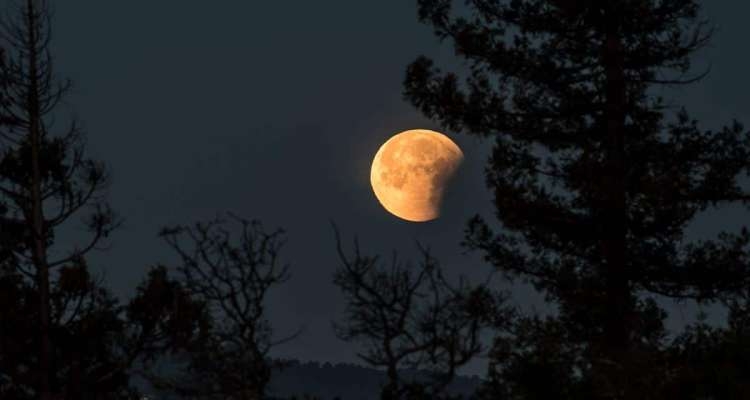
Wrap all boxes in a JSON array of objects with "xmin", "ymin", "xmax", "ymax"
[{"xmin": 371, "ymin": 129, "xmax": 464, "ymax": 222}]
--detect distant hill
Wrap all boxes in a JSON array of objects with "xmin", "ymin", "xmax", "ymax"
[
  {"xmin": 267, "ymin": 360, "xmax": 483, "ymax": 400},
  {"xmin": 137, "ymin": 359, "xmax": 483, "ymax": 399}
]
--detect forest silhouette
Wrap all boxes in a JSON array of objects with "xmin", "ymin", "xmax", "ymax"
[{"xmin": 1, "ymin": 0, "xmax": 750, "ymax": 399}]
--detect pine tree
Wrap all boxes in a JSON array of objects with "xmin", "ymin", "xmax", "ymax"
[
  {"xmin": 0, "ymin": 2, "xmax": 206, "ymax": 398},
  {"xmin": 0, "ymin": 1, "xmax": 117, "ymax": 398},
  {"xmin": 663, "ymin": 294, "xmax": 750, "ymax": 398},
  {"xmin": 0, "ymin": 259, "xmax": 207, "ymax": 399},
  {"xmin": 404, "ymin": 1, "xmax": 750, "ymax": 398}
]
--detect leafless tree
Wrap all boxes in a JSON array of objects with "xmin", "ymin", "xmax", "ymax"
[
  {"xmin": 155, "ymin": 213, "xmax": 300, "ymax": 400},
  {"xmin": 332, "ymin": 226, "xmax": 511, "ymax": 400}
]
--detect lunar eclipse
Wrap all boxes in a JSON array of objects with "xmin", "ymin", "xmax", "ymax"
[{"xmin": 370, "ymin": 129, "xmax": 463, "ymax": 222}]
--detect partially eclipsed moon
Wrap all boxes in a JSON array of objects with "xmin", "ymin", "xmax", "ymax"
[{"xmin": 370, "ymin": 129, "xmax": 463, "ymax": 222}]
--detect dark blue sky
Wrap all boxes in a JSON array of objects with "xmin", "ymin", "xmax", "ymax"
[{"xmin": 48, "ymin": 2, "xmax": 750, "ymax": 375}]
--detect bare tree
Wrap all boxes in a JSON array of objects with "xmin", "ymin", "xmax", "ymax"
[
  {"xmin": 332, "ymin": 226, "xmax": 510, "ymax": 400},
  {"xmin": 156, "ymin": 213, "xmax": 300, "ymax": 400}
]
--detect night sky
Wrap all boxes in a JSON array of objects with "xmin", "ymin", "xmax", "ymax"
[{"xmin": 47, "ymin": 2, "xmax": 750, "ymax": 375}]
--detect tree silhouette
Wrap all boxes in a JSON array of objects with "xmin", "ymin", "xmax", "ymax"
[
  {"xmin": 332, "ymin": 226, "xmax": 510, "ymax": 400},
  {"xmin": 155, "ymin": 214, "xmax": 299, "ymax": 400},
  {"xmin": 661, "ymin": 296, "xmax": 750, "ymax": 398},
  {"xmin": 404, "ymin": 0, "xmax": 750, "ymax": 398},
  {"xmin": 0, "ymin": 256, "xmax": 205, "ymax": 399},
  {"xmin": 0, "ymin": 0, "xmax": 117, "ymax": 398},
  {"xmin": 0, "ymin": 2, "xmax": 209, "ymax": 398}
]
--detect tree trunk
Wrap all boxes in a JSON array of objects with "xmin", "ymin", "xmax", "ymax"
[
  {"xmin": 25, "ymin": 1, "xmax": 54, "ymax": 399},
  {"xmin": 598, "ymin": 13, "xmax": 631, "ymax": 400},
  {"xmin": 382, "ymin": 363, "xmax": 399, "ymax": 400}
]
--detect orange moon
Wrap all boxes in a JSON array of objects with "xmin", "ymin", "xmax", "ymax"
[{"xmin": 370, "ymin": 129, "xmax": 463, "ymax": 222}]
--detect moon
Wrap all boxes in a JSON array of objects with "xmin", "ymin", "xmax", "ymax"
[{"xmin": 370, "ymin": 129, "xmax": 464, "ymax": 222}]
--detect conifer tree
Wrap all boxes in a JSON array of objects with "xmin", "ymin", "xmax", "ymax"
[
  {"xmin": 404, "ymin": 1, "xmax": 750, "ymax": 398},
  {"xmin": 0, "ymin": 1, "xmax": 116, "ymax": 398},
  {"xmin": 0, "ymin": 2, "xmax": 205, "ymax": 398}
]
